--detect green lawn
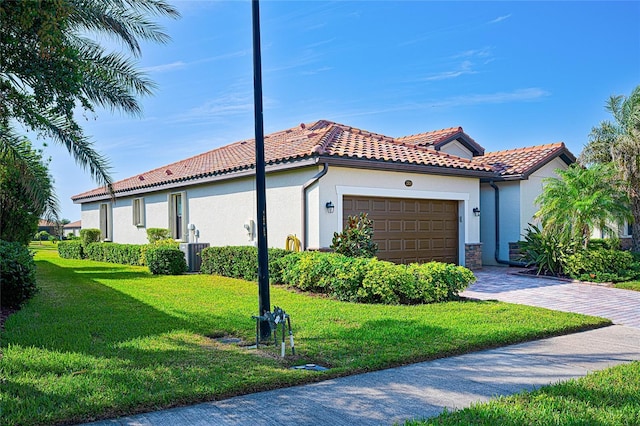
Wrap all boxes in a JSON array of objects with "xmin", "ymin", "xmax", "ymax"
[
  {"xmin": 0, "ymin": 247, "xmax": 610, "ymax": 425},
  {"xmin": 615, "ymin": 281, "xmax": 640, "ymax": 291},
  {"xmin": 407, "ymin": 361, "xmax": 640, "ymax": 425}
]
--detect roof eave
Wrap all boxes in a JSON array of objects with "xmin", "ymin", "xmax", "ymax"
[
  {"xmin": 323, "ymin": 156, "xmax": 496, "ymax": 178},
  {"xmin": 434, "ymin": 132, "xmax": 485, "ymax": 157},
  {"xmin": 479, "ymin": 146, "xmax": 577, "ymax": 182},
  {"xmin": 73, "ymin": 157, "xmax": 320, "ymax": 204}
]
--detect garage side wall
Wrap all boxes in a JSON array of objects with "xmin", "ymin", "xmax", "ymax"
[
  {"xmin": 520, "ymin": 157, "xmax": 569, "ymax": 236},
  {"xmin": 479, "ymin": 181, "xmax": 520, "ymax": 266}
]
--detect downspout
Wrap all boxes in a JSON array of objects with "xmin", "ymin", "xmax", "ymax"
[
  {"xmin": 301, "ymin": 162, "xmax": 329, "ymax": 250},
  {"xmin": 490, "ymin": 181, "xmax": 526, "ymax": 266}
]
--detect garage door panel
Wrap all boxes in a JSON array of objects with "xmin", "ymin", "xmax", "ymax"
[
  {"xmin": 373, "ymin": 220, "xmax": 387, "ymax": 232},
  {"xmin": 388, "ymin": 220, "xmax": 402, "ymax": 232},
  {"xmin": 404, "ymin": 239, "xmax": 417, "ymax": 250},
  {"xmin": 387, "ymin": 239, "xmax": 403, "ymax": 251},
  {"xmin": 343, "ymin": 196, "xmax": 458, "ymax": 264}
]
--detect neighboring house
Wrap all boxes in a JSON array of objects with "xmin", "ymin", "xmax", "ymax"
[
  {"xmin": 63, "ymin": 220, "xmax": 82, "ymax": 238},
  {"xmin": 72, "ymin": 120, "xmax": 576, "ymax": 269},
  {"xmin": 474, "ymin": 144, "xmax": 576, "ymax": 265},
  {"xmin": 37, "ymin": 219, "xmax": 58, "ymax": 236}
]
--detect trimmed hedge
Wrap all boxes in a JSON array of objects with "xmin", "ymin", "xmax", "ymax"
[
  {"xmin": 146, "ymin": 246, "xmax": 187, "ymax": 275},
  {"xmin": 85, "ymin": 242, "xmax": 144, "ymax": 266},
  {"xmin": 146, "ymin": 228, "xmax": 171, "ymax": 243},
  {"xmin": 58, "ymin": 240, "xmax": 84, "ymax": 259},
  {"xmin": 140, "ymin": 239, "xmax": 179, "ymax": 266},
  {"xmin": 565, "ymin": 248, "xmax": 639, "ymax": 283},
  {"xmin": 80, "ymin": 228, "xmax": 101, "ymax": 247},
  {"xmin": 1, "ymin": 240, "xmax": 37, "ymax": 308},
  {"xmin": 277, "ymin": 251, "xmax": 475, "ymax": 305},
  {"xmin": 200, "ymin": 246, "xmax": 291, "ymax": 282}
]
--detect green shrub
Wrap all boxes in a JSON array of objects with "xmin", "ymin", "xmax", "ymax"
[
  {"xmin": 80, "ymin": 228, "xmax": 101, "ymax": 247},
  {"xmin": 358, "ymin": 259, "xmax": 410, "ymax": 304},
  {"xmin": 140, "ymin": 238, "xmax": 179, "ymax": 266},
  {"xmin": 278, "ymin": 251, "xmax": 474, "ymax": 305},
  {"xmin": 519, "ymin": 225, "xmax": 577, "ymax": 275},
  {"xmin": 331, "ymin": 212, "xmax": 378, "ymax": 258},
  {"xmin": 565, "ymin": 248, "xmax": 637, "ymax": 282},
  {"xmin": 34, "ymin": 230, "xmax": 50, "ymax": 243},
  {"xmin": 330, "ymin": 256, "xmax": 372, "ymax": 302},
  {"xmin": 409, "ymin": 262, "xmax": 476, "ymax": 303},
  {"xmin": 200, "ymin": 246, "xmax": 289, "ymax": 282},
  {"xmin": 58, "ymin": 240, "xmax": 83, "ymax": 259},
  {"xmin": 84, "ymin": 242, "xmax": 143, "ymax": 266},
  {"xmin": 280, "ymin": 251, "xmax": 345, "ymax": 293},
  {"xmin": 146, "ymin": 228, "xmax": 171, "ymax": 243},
  {"xmin": 587, "ymin": 238, "xmax": 621, "ymax": 251},
  {"xmin": 146, "ymin": 246, "xmax": 187, "ymax": 275},
  {"xmin": 0, "ymin": 240, "xmax": 37, "ymax": 308}
]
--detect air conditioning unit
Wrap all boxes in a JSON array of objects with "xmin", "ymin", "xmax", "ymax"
[{"xmin": 179, "ymin": 242, "xmax": 210, "ymax": 272}]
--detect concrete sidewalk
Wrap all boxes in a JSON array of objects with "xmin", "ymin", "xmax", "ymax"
[{"xmin": 84, "ymin": 325, "xmax": 640, "ymax": 426}]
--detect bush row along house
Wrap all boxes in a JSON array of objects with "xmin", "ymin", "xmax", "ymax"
[{"xmin": 72, "ymin": 120, "xmax": 578, "ymax": 269}]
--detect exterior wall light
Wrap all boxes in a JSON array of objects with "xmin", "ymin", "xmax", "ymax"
[
  {"xmin": 325, "ymin": 201, "xmax": 335, "ymax": 213},
  {"xmin": 473, "ymin": 207, "xmax": 481, "ymax": 217}
]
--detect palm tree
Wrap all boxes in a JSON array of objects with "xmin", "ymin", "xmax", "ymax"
[
  {"xmin": 580, "ymin": 85, "xmax": 640, "ymax": 251},
  {"xmin": 0, "ymin": 0, "xmax": 180, "ymax": 189},
  {"xmin": 0, "ymin": 139, "xmax": 59, "ymax": 245},
  {"xmin": 535, "ymin": 163, "xmax": 631, "ymax": 248}
]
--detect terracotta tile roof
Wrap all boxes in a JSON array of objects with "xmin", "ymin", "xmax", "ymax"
[
  {"xmin": 396, "ymin": 126, "xmax": 484, "ymax": 155},
  {"xmin": 72, "ymin": 120, "xmax": 493, "ymax": 201},
  {"xmin": 63, "ymin": 220, "xmax": 81, "ymax": 229},
  {"xmin": 474, "ymin": 142, "xmax": 575, "ymax": 177},
  {"xmin": 38, "ymin": 219, "xmax": 57, "ymax": 227}
]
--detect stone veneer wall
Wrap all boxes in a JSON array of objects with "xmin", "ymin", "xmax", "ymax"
[
  {"xmin": 465, "ymin": 243, "xmax": 482, "ymax": 270},
  {"xmin": 509, "ymin": 242, "xmax": 522, "ymax": 262}
]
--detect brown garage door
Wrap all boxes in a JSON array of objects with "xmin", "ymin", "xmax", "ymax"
[{"xmin": 343, "ymin": 196, "xmax": 459, "ymax": 264}]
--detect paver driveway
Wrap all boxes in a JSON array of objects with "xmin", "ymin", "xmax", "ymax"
[{"xmin": 463, "ymin": 267, "xmax": 640, "ymax": 328}]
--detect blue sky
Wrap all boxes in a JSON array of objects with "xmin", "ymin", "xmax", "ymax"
[{"xmin": 47, "ymin": 0, "xmax": 640, "ymax": 220}]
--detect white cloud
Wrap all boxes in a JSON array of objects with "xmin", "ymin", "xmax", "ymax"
[
  {"xmin": 142, "ymin": 50, "xmax": 249, "ymax": 74},
  {"xmin": 488, "ymin": 14, "xmax": 512, "ymax": 24},
  {"xmin": 432, "ymin": 88, "xmax": 550, "ymax": 108},
  {"xmin": 453, "ymin": 47, "xmax": 493, "ymax": 59},
  {"xmin": 301, "ymin": 66, "xmax": 333, "ymax": 76},
  {"xmin": 170, "ymin": 94, "xmax": 252, "ymax": 125},
  {"xmin": 142, "ymin": 61, "xmax": 187, "ymax": 73},
  {"xmin": 422, "ymin": 60, "xmax": 476, "ymax": 81}
]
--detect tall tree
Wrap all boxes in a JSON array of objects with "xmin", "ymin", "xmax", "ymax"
[
  {"xmin": 535, "ymin": 163, "xmax": 631, "ymax": 248},
  {"xmin": 0, "ymin": 139, "xmax": 58, "ymax": 245},
  {"xmin": 580, "ymin": 85, "xmax": 640, "ymax": 251},
  {"xmin": 0, "ymin": 0, "xmax": 180, "ymax": 189}
]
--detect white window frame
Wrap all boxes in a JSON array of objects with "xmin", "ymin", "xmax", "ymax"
[
  {"xmin": 99, "ymin": 203, "xmax": 113, "ymax": 241},
  {"xmin": 132, "ymin": 197, "xmax": 145, "ymax": 227},
  {"xmin": 168, "ymin": 191, "xmax": 188, "ymax": 242}
]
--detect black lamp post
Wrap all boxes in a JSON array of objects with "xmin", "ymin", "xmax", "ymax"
[{"xmin": 251, "ymin": 0, "xmax": 271, "ymax": 340}]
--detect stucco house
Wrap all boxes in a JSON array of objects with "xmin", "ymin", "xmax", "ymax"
[
  {"xmin": 63, "ymin": 220, "xmax": 82, "ymax": 238},
  {"xmin": 72, "ymin": 120, "xmax": 575, "ymax": 269},
  {"xmin": 476, "ymin": 144, "xmax": 576, "ymax": 265}
]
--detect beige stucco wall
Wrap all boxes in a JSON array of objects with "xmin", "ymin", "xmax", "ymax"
[
  {"xmin": 480, "ymin": 181, "xmax": 520, "ymax": 266},
  {"xmin": 80, "ymin": 202, "xmax": 106, "ymax": 238},
  {"xmin": 520, "ymin": 157, "xmax": 568, "ymax": 236},
  {"xmin": 479, "ymin": 157, "xmax": 570, "ymax": 266},
  {"xmin": 313, "ymin": 166, "xmax": 481, "ymax": 265},
  {"xmin": 81, "ymin": 167, "xmax": 319, "ymax": 248},
  {"xmin": 439, "ymin": 140, "xmax": 474, "ymax": 160}
]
